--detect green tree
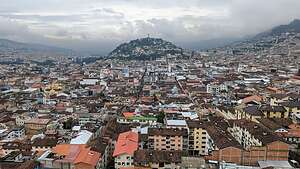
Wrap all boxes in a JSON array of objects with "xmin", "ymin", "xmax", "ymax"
[
  {"xmin": 63, "ymin": 118, "xmax": 76, "ymax": 129},
  {"xmin": 156, "ymin": 112, "xmax": 165, "ymax": 123}
]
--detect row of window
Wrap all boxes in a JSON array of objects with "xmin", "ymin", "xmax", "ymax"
[{"xmin": 115, "ymin": 162, "xmax": 132, "ymax": 166}]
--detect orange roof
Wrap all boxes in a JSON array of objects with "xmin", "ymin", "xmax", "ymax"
[
  {"xmin": 31, "ymin": 83, "xmax": 45, "ymax": 88},
  {"xmin": 52, "ymin": 144, "xmax": 100, "ymax": 166},
  {"xmin": 113, "ymin": 131, "xmax": 138, "ymax": 157},
  {"xmin": 242, "ymin": 95, "xmax": 262, "ymax": 104},
  {"xmin": 123, "ymin": 112, "xmax": 134, "ymax": 119},
  {"xmin": 281, "ymin": 129, "xmax": 300, "ymax": 138},
  {"xmin": 74, "ymin": 149, "xmax": 100, "ymax": 166},
  {"xmin": 164, "ymin": 109, "xmax": 178, "ymax": 113},
  {"xmin": 289, "ymin": 124, "xmax": 300, "ymax": 130},
  {"xmin": 141, "ymin": 96, "xmax": 153, "ymax": 102},
  {"xmin": 266, "ymin": 86, "xmax": 281, "ymax": 92}
]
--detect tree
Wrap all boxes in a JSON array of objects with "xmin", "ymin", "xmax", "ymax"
[
  {"xmin": 63, "ymin": 118, "xmax": 77, "ymax": 129},
  {"xmin": 156, "ymin": 112, "xmax": 165, "ymax": 123}
]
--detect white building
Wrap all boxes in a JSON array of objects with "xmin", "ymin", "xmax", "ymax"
[
  {"xmin": 206, "ymin": 83, "xmax": 228, "ymax": 94},
  {"xmin": 70, "ymin": 130, "xmax": 93, "ymax": 144},
  {"xmin": 166, "ymin": 120, "xmax": 188, "ymax": 129},
  {"xmin": 80, "ymin": 79, "xmax": 99, "ymax": 86},
  {"xmin": 113, "ymin": 131, "xmax": 138, "ymax": 169},
  {"xmin": 2, "ymin": 127, "xmax": 25, "ymax": 141}
]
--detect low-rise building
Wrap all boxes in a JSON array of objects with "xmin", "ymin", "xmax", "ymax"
[
  {"xmin": 113, "ymin": 131, "xmax": 138, "ymax": 169},
  {"xmin": 230, "ymin": 119, "xmax": 289, "ymax": 165},
  {"xmin": 24, "ymin": 118, "xmax": 51, "ymax": 133},
  {"xmin": 206, "ymin": 83, "xmax": 228, "ymax": 95},
  {"xmin": 32, "ymin": 137, "xmax": 58, "ymax": 152},
  {"xmin": 1, "ymin": 127, "xmax": 25, "ymax": 141},
  {"xmin": 117, "ymin": 112, "xmax": 157, "ymax": 125},
  {"xmin": 38, "ymin": 144, "xmax": 101, "ymax": 169},
  {"xmin": 134, "ymin": 150, "xmax": 182, "ymax": 169}
]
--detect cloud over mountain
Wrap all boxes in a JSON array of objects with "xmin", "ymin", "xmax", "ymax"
[{"xmin": 1, "ymin": 0, "xmax": 300, "ymax": 54}]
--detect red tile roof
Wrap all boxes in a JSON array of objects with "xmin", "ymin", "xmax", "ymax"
[
  {"xmin": 123, "ymin": 112, "xmax": 134, "ymax": 119},
  {"xmin": 113, "ymin": 131, "xmax": 138, "ymax": 157},
  {"xmin": 242, "ymin": 95, "xmax": 262, "ymax": 104},
  {"xmin": 52, "ymin": 144, "xmax": 101, "ymax": 167}
]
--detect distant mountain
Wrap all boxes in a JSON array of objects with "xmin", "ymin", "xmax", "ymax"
[
  {"xmin": 108, "ymin": 37, "xmax": 187, "ymax": 60},
  {"xmin": 255, "ymin": 19, "xmax": 300, "ymax": 39},
  {"xmin": 0, "ymin": 39, "xmax": 75, "ymax": 56}
]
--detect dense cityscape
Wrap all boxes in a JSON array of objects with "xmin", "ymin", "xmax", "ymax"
[{"xmin": 1, "ymin": 1, "xmax": 300, "ymax": 169}]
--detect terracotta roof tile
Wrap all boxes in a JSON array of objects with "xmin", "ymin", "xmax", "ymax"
[
  {"xmin": 113, "ymin": 131, "xmax": 138, "ymax": 157},
  {"xmin": 52, "ymin": 144, "xmax": 100, "ymax": 166}
]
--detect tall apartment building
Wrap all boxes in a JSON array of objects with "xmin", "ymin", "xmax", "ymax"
[
  {"xmin": 186, "ymin": 120, "xmax": 209, "ymax": 155},
  {"xmin": 148, "ymin": 128, "xmax": 188, "ymax": 151}
]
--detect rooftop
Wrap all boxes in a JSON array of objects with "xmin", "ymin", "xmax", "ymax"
[{"xmin": 113, "ymin": 131, "xmax": 138, "ymax": 157}]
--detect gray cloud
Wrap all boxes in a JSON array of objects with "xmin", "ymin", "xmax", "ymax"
[{"xmin": 0, "ymin": 0, "xmax": 300, "ymax": 54}]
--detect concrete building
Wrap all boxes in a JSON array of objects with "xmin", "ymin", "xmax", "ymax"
[
  {"xmin": 148, "ymin": 128, "xmax": 188, "ymax": 151},
  {"xmin": 113, "ymin": 131, "xmax": 138, "ymax": 169},
  {"xmin": 206, "ymin": 83, "xmax": 228, "ymax": 95},
  {"xmin": 24, "ymin": 118, "xmax": 51, "ymax": 133},
  {"xmin": 134, "ymin": 150, "xmax": 182, "ymax": 169},
  {"xmin": 186, "ymin": 121, "xmax": 209, "ymax": 155},
  {"xmin": 38, "ymin": 144, "xmax": 101, "ymax": 169},
  {"xmin": 230, "ymin": 119, "xmax": 289, "ymax": 165}
]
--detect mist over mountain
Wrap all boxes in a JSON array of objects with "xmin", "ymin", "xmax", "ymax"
[
  {"xmin": 255, "ymin": 19, "xmax": 300, "ymax": 39},
  {"xmin": 0, "ymin": 38, "xmax": 75, "ymax": 56},
  {"xmin": 1, "ymin": 19, "xmax": 300, "ymax": 58}
]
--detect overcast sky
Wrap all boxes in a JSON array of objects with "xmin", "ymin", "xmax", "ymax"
[{"xmin": 1, "ymin": 0, "xmax": 300, "ymax": 54}]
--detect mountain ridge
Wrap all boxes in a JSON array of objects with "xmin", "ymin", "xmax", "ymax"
[
  {"xmin": 108, "ymin": 37, "xmax": 188, "ymax": 60},
  {"xmin": 254, "ymin": 19, "xmax": 300, "ymax": 39},
  {"xmin": 0, "ymin": 38, "xmax": 75, "ymax": 56}
]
